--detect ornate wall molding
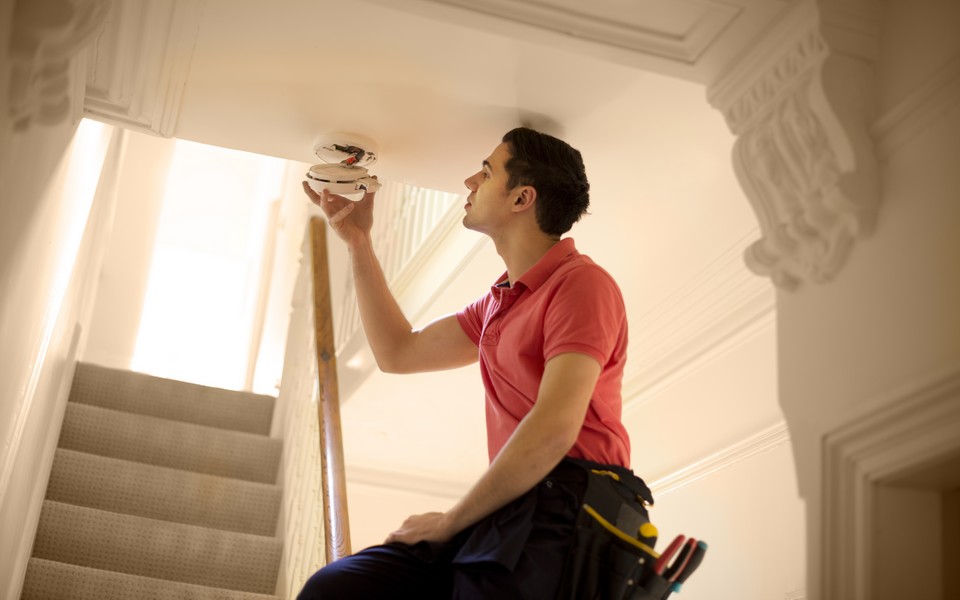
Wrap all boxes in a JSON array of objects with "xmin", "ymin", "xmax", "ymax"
[
  {"xmin": 82, "ymin": 0, "xmax": 203, "ymax": 137},
  {"xmin": 822, "ymin": 363, "xmax": 960, "ymax": 599},
  {"xmin": 707, "ymin": 0, "xmax": 881, "ymax": 290},
  {"xmin": 5, "ymin": 0, "xmax": 110, "ymax": 131}
]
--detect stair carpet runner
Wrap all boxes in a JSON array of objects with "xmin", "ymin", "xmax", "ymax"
[{"xmin": 21, "ymin": 363, "xmax": 285, "ymax": 599}]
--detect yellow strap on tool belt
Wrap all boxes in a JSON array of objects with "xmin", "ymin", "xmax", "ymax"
[{"xmin": 581, "ymin": 504, "xmax": 659, "ymax": 558}]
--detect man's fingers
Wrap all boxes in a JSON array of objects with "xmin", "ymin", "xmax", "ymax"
[
  {"xmin": 303, "ymin": 181, "xmax": 354, "ymax": 220},
  {"xmin": 301, "ymin": 180, "xmax": 321, "ymax": 203},
  {"xmin": 302, "ymin": 181, "xmax": 338, "ymax": 211},
  {"xmin": 360, "ymin": 176, "xmax": 379, "ymax": 203},
  {"xmin": 302, "ymin": 181, "xmax": 351, "ymax": 207},
  {"xmin": 384, "ymin": 528, "xmax": 415, "ymax": 546},
  {"xmin": 328, "ymin": 202, "xmax": 355, "ymax": 225}
]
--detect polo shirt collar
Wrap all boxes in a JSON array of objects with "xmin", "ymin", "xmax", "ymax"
[{"xmin": 494, "ymin": 237, "xmax": 578, "ymax": 292}]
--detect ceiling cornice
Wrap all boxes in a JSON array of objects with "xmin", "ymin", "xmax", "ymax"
[
  {"xmin": 418, "ymin": 0, "xmax": 741, "ymax": 65},
  {"xmin": 360, "ymin": 0, "xmax": 757, "ymax": 82},
  {"xmin": 82, "ymin": 0, "xmax": 203, "ymax": 137}
]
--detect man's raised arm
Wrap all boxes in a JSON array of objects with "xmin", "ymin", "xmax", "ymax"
[{"xmin": 303, "ymin": 182, "xmax": 477, "ymax": 374}]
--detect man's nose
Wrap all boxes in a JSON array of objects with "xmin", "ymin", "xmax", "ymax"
[{"xmin": 464, "ymin": 172, "xmax": 479, "ymax": 191}]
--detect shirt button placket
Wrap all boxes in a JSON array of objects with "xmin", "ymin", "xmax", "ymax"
[{"xmin": 483, "ymin": 288, "xmax": 519, "ymax": 345}]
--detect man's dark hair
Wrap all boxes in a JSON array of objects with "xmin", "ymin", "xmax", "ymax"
[{"xmin": 501, "ymin": 127, "xmax": 590, "ymax": 236}]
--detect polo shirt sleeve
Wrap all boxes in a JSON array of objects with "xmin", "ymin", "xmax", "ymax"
[
  {"xmin": 543, "ymin": 265, "xmax": 626, "ymax": 366},
  {"xmin": 456, "ymin": 293, "xmax": 489, "ymax": 346}
]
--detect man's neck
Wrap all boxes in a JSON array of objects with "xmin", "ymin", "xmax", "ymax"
[{"xmin": 493, "ymin": 231, "xmax": 561, "ymax": 287}]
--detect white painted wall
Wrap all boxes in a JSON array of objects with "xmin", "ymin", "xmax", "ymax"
[
  {"xmin": 650, "ymin": 442, "xmax": 807, "ymax": 600},
  {"xmin": 0, "ymin": 118, "xmax": 126, "ymax": 599}
]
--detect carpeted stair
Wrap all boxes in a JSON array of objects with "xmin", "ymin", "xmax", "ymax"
[{"xmin": 21, "ymin": 363, "xmax": 284, "ymax": 599}]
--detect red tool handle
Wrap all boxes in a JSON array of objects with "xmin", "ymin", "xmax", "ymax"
[{"xmin": 654, "ymin": 534, "xmax": 685, "ymax": 575}]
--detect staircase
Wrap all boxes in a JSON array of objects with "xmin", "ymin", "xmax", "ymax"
[{"xmin": 21, "ymin": 363, "xmax": 285, "ymax": 599}]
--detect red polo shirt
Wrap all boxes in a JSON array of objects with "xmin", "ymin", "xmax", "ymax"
[{"xmin": 456, "ymin": 238, "xmax": 631, "ymax": 468}]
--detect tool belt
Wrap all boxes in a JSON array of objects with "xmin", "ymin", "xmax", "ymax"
[{"xmin": 558, "ymin": 459, "xmax": 702, "ymax": 600}]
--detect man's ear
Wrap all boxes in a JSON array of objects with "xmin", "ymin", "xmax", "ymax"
[{"xmin": 511, "ymin": 185, "xmax": 537, "ymax": 213}]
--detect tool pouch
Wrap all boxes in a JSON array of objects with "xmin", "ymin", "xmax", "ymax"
[{"xmin": 556, "ymin": 460, "xmax": 661, "ymax": 600}]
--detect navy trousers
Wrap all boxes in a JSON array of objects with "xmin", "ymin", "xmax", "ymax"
[{"xmin": 297, "ymin": 460, "xmax": 591, "ymax": 599}]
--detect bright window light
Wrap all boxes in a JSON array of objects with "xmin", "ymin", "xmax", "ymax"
[{"xmin": 132, "ymin": 138, "xmax": 285, "ymax": 391}]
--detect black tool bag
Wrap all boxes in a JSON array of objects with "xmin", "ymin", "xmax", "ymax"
[{"xmin": 557, "ymin": 460, "xmax": 671, "ymax": 600}]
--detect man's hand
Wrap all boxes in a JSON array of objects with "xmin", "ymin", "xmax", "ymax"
[
  {"xmin": 385, "ymin": 511, "xmax": 457, "ymax": 546},
  {"xmin": 302, "ymin": 180, "xmax": 376, "ymax": 246}
]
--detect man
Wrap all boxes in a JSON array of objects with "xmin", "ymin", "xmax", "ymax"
[{"xmin": 298, "ymin": 128, "xmax": 649, "ymax": 599}]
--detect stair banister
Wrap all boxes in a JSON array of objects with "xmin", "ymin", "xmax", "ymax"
[{"xmin": 309, "ymin": 217, "xmax": 351, "ymax": 562}]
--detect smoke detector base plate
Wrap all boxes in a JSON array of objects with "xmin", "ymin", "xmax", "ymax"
[{"xmin": 306, "ymin": 164, "xmax": 380, "ymax": 196}]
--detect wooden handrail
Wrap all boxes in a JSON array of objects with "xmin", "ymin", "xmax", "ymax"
[{"xmin": 309, "ymin": 217, "xmax": 351, "ymax": 562}]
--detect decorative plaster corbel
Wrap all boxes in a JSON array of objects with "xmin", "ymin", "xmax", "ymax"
[
  {"xmin": 6, "ymin": 0, "xmax": 110, "ymax": 131},
  {"xmin": 707, "ymin": 0, "xmax": 881, "ymax": 290}
]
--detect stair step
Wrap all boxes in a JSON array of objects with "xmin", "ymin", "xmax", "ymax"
[
  {"xmin": 22, "ymin": 558, "xmax": 280, "ymax": 600},
  {"xmin": 70, "ymin": 363, "xmax": 275, "ymax": 435},
  {"xmin": 59, "ymin": 403, "xmax": 282, "ymax": 484},
  {"xmin": 46, "ymin": 448, "xmax": 281, "ymax": 536},
  {"xmin": 32, "ymin": 501, "xmax": 282, "ymax": 594}
]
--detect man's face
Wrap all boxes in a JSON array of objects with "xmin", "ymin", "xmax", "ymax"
[{"xmin": 462, "ymin": 142, "xmax": 516, "ymax": 234}]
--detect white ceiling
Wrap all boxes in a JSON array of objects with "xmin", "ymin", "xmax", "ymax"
[
  {"xmin": 175, "ymin": 0, "xmax": 793, "ymax": 194},
  {"xmin": 155, "ymin": 0, "xmax": 791, "ymax": 538}
]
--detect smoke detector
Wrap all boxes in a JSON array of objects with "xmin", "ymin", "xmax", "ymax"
[{"xmin": 306, "ymin": 133, "xmax": 382, "ymax": 196}]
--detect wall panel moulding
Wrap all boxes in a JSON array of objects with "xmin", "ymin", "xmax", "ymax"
[
  {"xmin": 649, "ymin": 420, "xmax": 790, "ymax": 498},
  {"xmin": 622, "ymin": 228, "xmax": 774, "ymax": 411},
  {"xmin": 82, "ymin": 0, "xmax": 203, "ymax": 138},
  {"xmin": 707, "ymin": 0, "xmax": 882, "ymax": 290},
  {"xmin": 871, "ymin": 53, "xmax": 960, "ymax": 161}
]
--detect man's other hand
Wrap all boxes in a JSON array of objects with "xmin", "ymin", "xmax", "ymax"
[{"xmin": 384, "ymin": 511, "xmax": 457, "ymax": 546}]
